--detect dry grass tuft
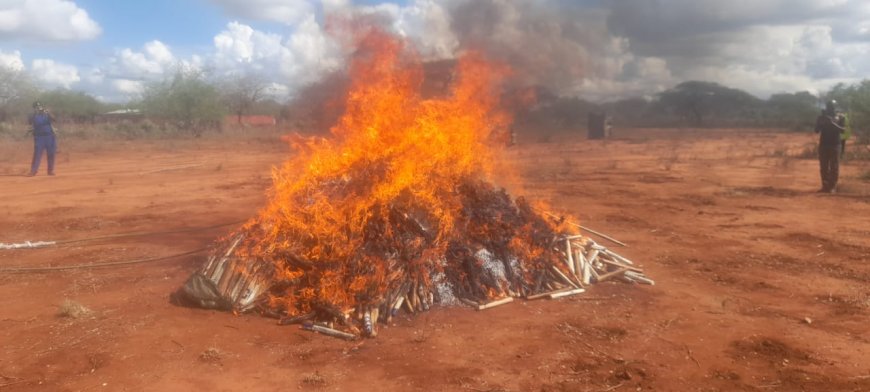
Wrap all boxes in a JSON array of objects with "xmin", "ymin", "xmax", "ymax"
[
  {"xmin": 57, "ymin": 299, "xmax": 91, "ymax": 319},
  {"xmin": 199, "ymin": 347, "xmax": 223, "ymax": 364},
  {"xmin": 302, "ymin": 371, "xmax": 327, "ymax": 387}
]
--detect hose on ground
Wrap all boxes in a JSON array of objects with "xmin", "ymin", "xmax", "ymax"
[
  {"xmin": 0, "ymin": 220, "xmax": 243, "ymax": 250},
  {"xmin": 0, "ymin": 248, "xmax": 208, "ymax": 273}
]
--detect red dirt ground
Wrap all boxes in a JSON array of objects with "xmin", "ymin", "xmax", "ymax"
[{"xmin": 1, "ymin": 129, "xmax": 868, "ymax": 391}]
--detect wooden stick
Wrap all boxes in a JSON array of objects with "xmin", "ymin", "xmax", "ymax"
[
  {"xmin": 574, "ymin": 249, "xmax": 583, "ymax": 279},
  {"xmin": 459, "ymin": 298, "xmax": 479, "ymax": 308},
  {"xmin": 579, "ymin": 226, "xmax": 628, "ymax": 247},
  {"xmin": 566, "ymin": 240, "xmax": 576, "ymax": 276},
  {"xmin": 582, "ymin": 258, "xmax": 592, "ymax": 285},
  {"xmin": 370, "ymin": 308, "xmax": 379, "ymax": 337},
  {"xmin": 278, "ymin": 312, "xmax": 315, "ymax": 326},
  {"xmin": 603, "ymin": 250, "xmax": 636, "ymax": 266},
  {"xmin": 551, "ymin": 266, "xmax": 580, "ymax": 289},
  {"xmin": 526, "ymin": 288, "xmax": 572, "ymax": 300},
  {"xmin": 391, "ymin": 296, "xmax": 405, "ymax": 315},
  {"xmin": 590, "ymin": 265, "xmax": 600, "ymax": 281},
  {"xmin": 543, "ymin": 212, "xmax": 628, "ymax": 247},
  {"xmin": 409, "ymin": 284, "xmax": 419, "ymax": 310},
  {"xmin": 302, "ymin": 323, "xmax": 358, "ymax": 341},
  {"xmin": 595, "ymin": 267, "xmax": 630, "ymax": 283},
  {"xmin": 476, "ymin": 297, "xmax": 514, "ymax": 310},
  {"xmin": 598, "ymin": 258, "xmax": 643, "ymax": 273},
  {"xmin": 586, "ymin": 249, "xmax": 600, "ymax": 265},
  {"xmin": 549, "ymin": 288, "xmax": 586, "ymax": 299},
  {"xmin": 402, "ymin": 295, "xmax": 415, "ymax": 314},
  {"xmin": 624, "ymin": 271, "xmax": 655, "ymax": 285}
]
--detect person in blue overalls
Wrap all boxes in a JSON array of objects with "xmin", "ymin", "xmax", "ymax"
[{"xmin": 27, "ymin": 101, "xmax": 57, "ymax": 177}]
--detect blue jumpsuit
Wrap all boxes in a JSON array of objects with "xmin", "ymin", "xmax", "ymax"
[{"xmin": 29, "ymin": 113, "xmax": 57, "ymax": 175}]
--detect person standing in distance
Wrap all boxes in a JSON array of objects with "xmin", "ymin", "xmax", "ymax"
[
  {"xmin": 27, "ymin": 101, "xmax": 57, "ymax": 177},
  {"xmin": 814, "ymin": 100, "xmax": 845, "ymax": 193}
]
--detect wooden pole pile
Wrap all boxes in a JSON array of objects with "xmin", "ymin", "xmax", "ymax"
[{"xmin": 176, "ymin": 227, "xmax": 652, "ymax": 341}]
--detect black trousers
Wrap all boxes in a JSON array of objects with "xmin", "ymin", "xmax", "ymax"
[{"xmin": 819, "ymin": 146, "xmax": 840, "ymax": 191}]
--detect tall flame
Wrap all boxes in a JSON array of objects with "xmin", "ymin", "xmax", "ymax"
[{"xmin": 233, "ymin": 28, "xmax": 567, "ymax": 317}]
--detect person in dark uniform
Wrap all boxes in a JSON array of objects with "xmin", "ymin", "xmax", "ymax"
[
  {"xmin": 814, "ymin": 100, "xmax": 845, "ymax": 193},
  {"xmin": 27, "ymin": 101, "xmax": 57, "ymax": 177}
]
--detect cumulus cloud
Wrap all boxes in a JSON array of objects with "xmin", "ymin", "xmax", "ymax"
[
  {"xmin": 213, "ymin": 18, "xmax": 341, "ymax": 88},
  {"xmin": 0, "ymin": 49, "xmax": 24, "ymax": 70},
  {"xmin": 24, "ymin": 0, "xmax": 870, "ymax": 102},
  {"xmin": 214, "ymin": 22, "xmax": 286, "ymax": 67},
  {"xmin": 112, "ymin": 40, "xmax": 177, "ymax": 79},
  {"xmin": 111, "ymin": 79, "xmax": 144, "ymax": 95},
  {"xmin": 0, "ymin": 0, "xmax": 100, "ymax": 41},
  {"xmin": 31, "ymin": 58, "xmax": 80, "ymax": 88},
  {"xmin": 88, "ymin": 40, "xmax": 197, "ymax": 100},
  {"xmin": 604, "ymin": 0, "xmax": 870, "ymax": 97}
]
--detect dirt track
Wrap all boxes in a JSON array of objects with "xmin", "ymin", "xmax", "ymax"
[{"xmin": 1, "ymin": 129, "xmax": 869, "ymax": 391}]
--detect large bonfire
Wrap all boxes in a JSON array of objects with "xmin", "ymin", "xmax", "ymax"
[{"xmin": 174, "ymin": 29, "xmax": 651, "ymax": 339}]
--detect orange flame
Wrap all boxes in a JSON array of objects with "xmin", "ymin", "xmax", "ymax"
[{"xmin": 233, "ymin": 28, "xmax": 570, "ymax": 317}]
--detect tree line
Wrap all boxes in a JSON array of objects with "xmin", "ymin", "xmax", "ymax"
[
  {"xmin": 0, "ymin": 65, "xmax": 284, "ymax": 135},
  {"xmin": 521, "ymin": 80, "xmax": 870, "ymax": 145},
  {"xmin": 3, "ymin": 61, "xmax": 870, "ymax": 141}
]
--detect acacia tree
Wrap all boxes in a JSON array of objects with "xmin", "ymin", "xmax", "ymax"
[
  {"xmin": 221, "ymin": 72, "xmax": 268, "ymax": 125},
  {"xmin": 0, "ymin": 65, "xmax": 37, "ymax": 122},
  {"xmin": 766, "ymin": 91, "xmax": 818, "ymax": 129},
  {"xmin": 39, "ymin": 89, "xmax": 103, "ymax": 123},
  {"xmin": 140, "ymin": 69, "xmax": 224, "ymax": 135},
  {"xmin": 657, "ymin": 81, "xmax": 761, "ymax": 126},
  {"xmin": 827, "ymin": 80, "xmax": 870, "ymax": 143}
]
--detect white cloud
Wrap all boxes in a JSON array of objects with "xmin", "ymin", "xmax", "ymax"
[
  {"xmin": 0, "ymin": 49, "xmax": 24, "ymax": 70},
  {"xmin": 113, "ymin": 40, "xmax": 176, "ymax": 78},
  {"xmin": 0, "ymin": 0, "xmax": 100, "ymax": 41},
  {"xmin": 16, "ymin": 0, "xmax": 868, "ymax": 103},
  {"xmin": 279, "ymin": 16, "xmax": 342, "ymax": 84},
  {"xmin": 213, "ymin": 19, "xmax": 341, "ymax": 88},
  {"xmin": 84, "ymin": 66, "xmax": 104, "ymax": 84},
  {"xmin": 603, "ymin": 0, "xmax": 870, "ymax": 97},
  {"xmin": 87, "ymin": 40, "xmax": 188, "ymax": 99},
  {"xmin": 111, "ymin": 79, "xmax": 144, "ymax": 96},
  {"xmin": 31, "ymin": 58, "xmax": 80, "ymax": 88},
  {"xmin": 208, "ymin": 0, "xmax": 315, "ymax": 25},
  {"xmin": 214, "ymin": 22, "xmax": 285, "ymax": 66}
]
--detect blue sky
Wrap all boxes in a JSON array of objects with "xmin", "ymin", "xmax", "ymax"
[
  {"xmin": 0, "ymin": 0, "xmax": 868, "ymax": 102},
  {"xmin": 5, "ymin": 1, "xmax": 225, "ymax": 71}
]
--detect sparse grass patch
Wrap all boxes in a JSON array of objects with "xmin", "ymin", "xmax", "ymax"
[
  {"xmin": 846, "ymin": 144, "xmax": 870, "ymax": 161},
  {"xmin": 770, "ymin": 148, "xmax": 788, "ymax": 157},
  {"xmin": 301, "ymin": 371, "xmax": 327, "ymax": 388},
  {"xmin": 57, "ymin": 299, "xmax": 91, "ymax": 319},
  {"xmin": 794, "ymin": 144, "xmax": 818, "ymax": 159},
  {"xmin": 660, "ymin": 154, "xmax": 679, "ymax": 171},
  {"xmin": 834, "ymin": 182, "xmax": 867, "ymax": 195},
  {"xmin": 199, "ymin": 347, "xmax": 223, "ymax": 364}
]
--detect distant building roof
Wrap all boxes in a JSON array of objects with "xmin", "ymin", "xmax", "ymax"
[
  {"xmin": 104, "ymin": 109, "xmax": 142, "ymax": 115},
  {"xmin": 224, "ymin": 115, "xmax": 277, "ymax": 127}
]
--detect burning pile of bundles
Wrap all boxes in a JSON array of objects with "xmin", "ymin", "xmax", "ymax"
[{"xmin": 172, "ymin": 30, "xmax": 653, "ymax": 340}]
